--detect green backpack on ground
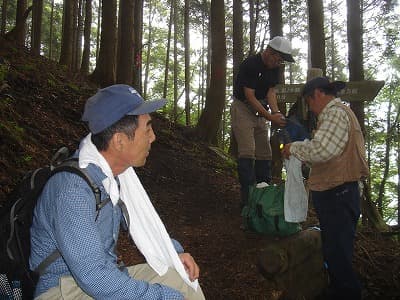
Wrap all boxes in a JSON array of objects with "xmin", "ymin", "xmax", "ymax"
[{"xmin": 241, "ymin": 184, "xmax": 301, "ymax": 236}]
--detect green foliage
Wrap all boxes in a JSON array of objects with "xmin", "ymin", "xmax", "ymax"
[
  {"xmin": 0, "ymin": 62, "xmax": 9, "ymax": 83},
  {"xmin": 0, "ymin": 121, "xmax": 25, "ymax": 142},
  {"xmin": 41, "ymin": 1, "xmax": 64, "ymax": 60},
  {"xmin": 366, "ymin": 77, "xmax": 400, "ymax": 225}
]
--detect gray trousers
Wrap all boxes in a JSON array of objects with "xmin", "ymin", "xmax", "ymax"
[{"xmin": 35, "ymin": 263, "xmax": 205, "ymax": 300}]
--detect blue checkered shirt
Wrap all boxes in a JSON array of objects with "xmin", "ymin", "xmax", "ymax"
[{"xmin": 30, "ymin": 162, "xmax": 184, "ymax": 299}]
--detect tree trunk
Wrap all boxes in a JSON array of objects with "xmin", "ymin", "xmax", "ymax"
[
  {"xmin": 232, "ymin": 0, "xmax": 243, "ymax": 85},
  {"xmin": 172, "ymin": 0, "xmax": 178, "ymax": 123},
  {"xmin": 307, "ymin": 0, "xmax": 326, "ymax": 74},
  {"xmin": 268, "ymin": 0, "xmax": 285, "ymax": 182},
  {"xmin": 15, "ymin": 0, "xmax": 28, "ymax": 46},
  {"xmin": 133, "ymin": 0, "xmax": 143, "ymax": 92},
  {"xmin": 71, "ymin": 0, "xmax": 78, "ymax": 70},
  {"xmin": 346, "ymin": 0, "xmax": 388, "ymax": 231},
  {"xmin": 48, "ymin": 0, "xmax": 55, "ymax": 59},
  {"xmin": 229, "ymin": 0, "xmax": 244, "ymax": 157},
  {"xmin": 74, "ymin": 0, "xmax": 83, "ymax": 72},
  {"xmin": 397, "ymin": 122, "xmax": 400, "ymax": 226},
  {"xmin": 81, "ymin": 0, "xmax": 92, "ymax": 74},
  {"xmin": 31, "ymin": 0, "xmax": 43, "ymax": 55},
  {"xmin": 163, "ymin": 0, "xmax": 173, "ymax": 100},
  {"xmin": 1, "ymin": 0, "xmax": 8, "ymax": 36},
  {"xmin": 95, "ymin": 1, "xmax": 101, "ymax": 62},
  {"xmin": 116, "ymin": 0, "xmax": 134, "ymax": 84},
  {"xmin": 59, "ymin": 0, "xmax": 74, "ymax": 67},
  {"xmin": 143, "ymin": 0, "xmax": 153, "ymax": 99},
  {"xmin": 248, "ymin": 0, "xmax": 255, "ymax": 55},
  {"xmin": 376, "ymin": 99, "xmax": 392, "ymax": 215},
  {"xmin": 184, "ymin": 0, "xmax": 191, "ymax": 126},
  {"xmin": 91, "ymin": 0, "xmax": 117, "ymax": 87},
  {"xmin": 196, "ymin": 0, "xmax": 226, "ymax": 145},
  {"xmin": 362, "ymin": 179, "xmax": 389, "ymax": 231}
]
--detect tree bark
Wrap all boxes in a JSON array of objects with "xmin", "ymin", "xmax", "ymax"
[
  {"xmin": 48, "ymin": 0, "xmax": 55, "ymax": 59},
  {"xmin": 133, "ymin": 0, "xmax": 143, "ymax": 92},
  {"xmin": 143, "ymin": 0, "xmax": 153, "ymax": 99},
  {"xmin": 229, "ymin": 0, "xmax": 244, "ymax": 157},
  {"xmin": 196, "ymin": 0, "xmax": 226, "ymax": 145},
  {"xmin": 268, "ymin": 0, "xmax": 286, "ymax": 182},
  {"xmin": 248, "ymin": 0, "xmax": 255, "ymax": 55},
  {"xmin": 31, "ymin": 0, "xmax": 43, "ymax": 55},
  {"xmin": 59, "ymin": 0, "xmax": 74, "ymax": 68},
  {"xmin": 172, "ymin": 0, "xmax": 178, "ymax": 123},
  {"xmin": 91, "ymin": 0, "xmax": 117, "ymax": 87},
  {"xmin": 346, "ymin": 0, "xmax": 388, "ymax": 231},
  {"xmin": 163, "ymin": 0, "xmax": 173, "ymax": 100},
  {"xmin": 81, "ymin": 0, "xmax": 92, "ymax": 74},
  {"xmin": 116, "ymin": 0, "xmax": 135, "ymax": 84},
  {"xmin": 1, "ymin": 0, "xmax": 8, "ymax": 36},
  {"xmin": 232, "ymin": 0, "xmax": 243, "ymax": 84},
  {"xmin": 307, "ymin": 0, "xmax": 326, "ymax": 74},
  {"xmin": 74, "ymin": 0, "xmax": 84, "ymax": 72},
  {"xmin": 15, "ymin": 0, "xmax": 28, "ymax": 46},
  {"xmin": 184, "ymin": 0, "xmax": 191, "ymax": 126}
]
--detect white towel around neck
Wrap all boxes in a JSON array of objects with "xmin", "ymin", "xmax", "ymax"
[{"xmin": 78, "ymin": 134, "xmax": 198, "ymax": 290}]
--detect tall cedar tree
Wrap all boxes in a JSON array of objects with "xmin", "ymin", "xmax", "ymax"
[
  {"xmin": 133, "ymin": 0, "xmax": 143, "ymax": 92},
  {"xmin": 31, "ymin": 0, "xmax": 43, "ymax": 55},
  {"xmin": 307, "ymin": 0, "xmax": 326, "ymax": 74},
  {"xmin": 347, "ymin": 0, "xmax": 388, "ymax": 231},
  {"xmin": 184, "ymin": 0, "xmax": 191, "ymax": 126},
  {"xmin": 81, "ymin": 0, "xmax": 92, "ymax": 74},
  {"xmin": 196, "ymin": 0, "xmax": 226, "ymax": 145},
  {"xmin": 116, "ymin": 0, "xmax": 135, "ymax": 84},
  {"xmin": 15, "ymin": 0, "xmax": 28, "ymax": 45},
  {"xmin": 268, "ymin": 0, "xmax": 286, "ymax": 180},
  {"xmin": 59, "ymin": 0, "xmax": 74, "ymax": 67},
  {"xmin": 92, "ymin": 0, "xmax": 117, "ymax": 87}
]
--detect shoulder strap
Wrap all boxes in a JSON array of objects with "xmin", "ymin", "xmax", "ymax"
[{"xmin": 34, "ymin": 159, "xmax": 111, "ymax": 275}]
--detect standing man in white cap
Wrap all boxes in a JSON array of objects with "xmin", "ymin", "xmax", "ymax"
[
  {"xmin": 231, "ymin": 36, "xmax": 295, "ymax": 210},
  {"xmin": 30, "ymin": 84, "xmax": 205, "ymax": 299}
]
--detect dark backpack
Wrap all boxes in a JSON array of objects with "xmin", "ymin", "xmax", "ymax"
[
  {"xmin": 241, "ymin": 183, "xmax": 301, "ymax": 237},
  {"xmin": 0, "ymin": 147, "xmax": 108, "ymax": 300}
]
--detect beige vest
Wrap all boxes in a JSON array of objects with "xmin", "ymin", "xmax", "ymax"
[{"xmin": 308, "ymin": 102, "xmax": 369, "ymax": 191}]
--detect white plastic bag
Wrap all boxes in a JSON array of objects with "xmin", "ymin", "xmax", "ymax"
[{"xmin": 284, "ymin": 156, "xmax": 308, "ymax": 222}]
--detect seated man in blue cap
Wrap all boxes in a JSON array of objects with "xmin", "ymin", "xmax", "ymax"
[{"xmin": 30, "ymin": 84, "xmax": 205, "ymax": 299}]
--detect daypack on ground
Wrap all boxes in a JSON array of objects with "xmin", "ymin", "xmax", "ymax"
[
  {"xmin": 241, "ymin": 183, "xmax": 301, "ymax": 236},
  {"xmin": 0, "ymin": 147, "xmax": 105, "ymax": 300}
]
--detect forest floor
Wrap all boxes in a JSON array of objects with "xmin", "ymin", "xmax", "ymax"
[{"xmin": 0, "ymin": 38, "xmax": 399, "ymax": 299}]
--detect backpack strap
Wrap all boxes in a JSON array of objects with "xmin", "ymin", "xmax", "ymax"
[{"xmin": 34, "ymin": 159, "xmax": 111, "ymax": 275}]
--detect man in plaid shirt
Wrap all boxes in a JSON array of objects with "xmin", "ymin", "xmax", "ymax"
[{"xmin": 282, "ymin": 77, "xmax": 369, "ymax": 300}]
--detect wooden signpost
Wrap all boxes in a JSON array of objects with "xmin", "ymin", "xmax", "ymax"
[{"xmin": 275, "ymin": 80, "xmax": 385, "ymax": 103}]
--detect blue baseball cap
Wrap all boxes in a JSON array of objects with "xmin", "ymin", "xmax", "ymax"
[{"xmin": 82, "ymin": 84, "xmax": 166, "ymax": 134}]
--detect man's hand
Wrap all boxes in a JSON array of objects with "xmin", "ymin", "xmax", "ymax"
[
  {"xmin": 179, "ymin": 253, "xmax": 200, "ymax": 282},
  {"xmin": 281, "ymin": 143, "xmax": 292, "ymax": 159},
  {"xmin": 269, "ymin": 112, "xmax": 287, "ymax": 127}
]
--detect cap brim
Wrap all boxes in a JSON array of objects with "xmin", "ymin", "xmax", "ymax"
[
  {"xmin": 328, "ymin": 81, "xmax": 346, "ymax": 92},
  {"xmin": 279, "ymin": 52, "xmax": 295, "ymax": 63},
  {"xmin": 127, "ymin": 99, "xmax": 167, "ymax": 115}
]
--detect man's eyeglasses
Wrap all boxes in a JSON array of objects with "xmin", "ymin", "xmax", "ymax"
[{"xmin": 272, "ymin": 50, "xmax": 285, "ymax": 64}]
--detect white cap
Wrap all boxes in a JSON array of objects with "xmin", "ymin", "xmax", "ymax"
[{"xmin": 268, "ymin": 36, "xmax": 295, "ymax": 62}]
